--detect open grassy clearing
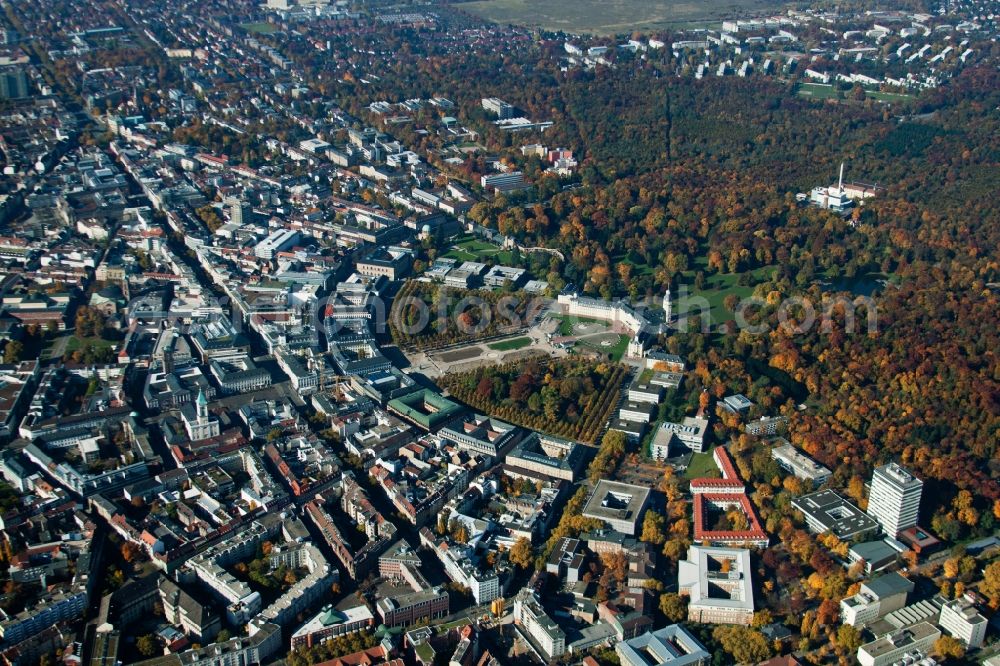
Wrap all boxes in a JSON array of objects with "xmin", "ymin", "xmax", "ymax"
[{"xmin": 457, "ymin": 0, "xmax": 789, "ymax": 35}]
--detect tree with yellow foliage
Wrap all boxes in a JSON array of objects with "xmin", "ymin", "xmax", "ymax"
[
  {"xmin": 509, "ymin": 537, "xmax": 534, "ymax": 570},
  {"xmin": 979, "ymin": 560, "xmax": 1000, "ymax": 608},
  {"xmin": 933, "ymin": 635, "xmax": 965, "ymax": 660},
  {"xmin": 943, "ymin": 558, "xmax": 960, "ymax": 579}
]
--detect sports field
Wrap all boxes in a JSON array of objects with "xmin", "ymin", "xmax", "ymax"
[
  {"xmin": 797, "ymin": 83, "xmax": 839, "ymax": 100},
  {"xmin": 457, "ymin": 0, "xmax": 787, "ymax": 35}
]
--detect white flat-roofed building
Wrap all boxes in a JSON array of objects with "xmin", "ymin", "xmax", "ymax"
[
  {"xmin": 482, "ymin": 97, "xmax": 515, "ymax": 119},
  {"xmin": 609, "ymin": 418, "xmax": 646, "ymax": 444},
  {"xmin": 771, "ymin": 441, "xmax": 831, "ymax": 486},
  {"xmin": 678, "ymin": 545, "xmax": 754, "ymax": 625},
  {"xmin": 792, "ymin": 489, "xmax": 879, "ymax": 541},
  {"xmin": 651, "ymin": 417, "xmax": 709, "ymax": 458},
  {"xmin": 619, "ymin": 401, "xmax": 654, "ymax": 424},
  {"xmin": 857, "ymin": 622, "xmax": 939, "ymax": 666},
  {"xmin": 720, "ymin": 394, "xmax": 753, "ymax": 415},
  {"xmin": 840, "ymin": 572, "xmax": 914, "ymax": 628},
  {"xmin": 868, "ymin": 463, "xmax": 923, "ymax": 538},
  {"xmin": 583, "ymin": 480, "xmax": 651, "ymax": 536},
  {"xmin": 299, "ymin": 138, "xmax": 330, "ymax": 154},
  {"xmin": 938, "ymin": 595, "xmax": 987, "ymax": 648},
  {"xmin": 255, "ymin": 229, "xmax": 301, "ymax": 260},
  {"xmin": 745, "ymin": 415, "xmax": 787, "ymax": 436},
  {"xmin": 483, "ymin": 264, "xmax": 526, "ymax": 289},
  {"xmin": 443, "ymin": 261, "xmax": 488, "ymax": 289},
  {"xmin": 628, "ymin": 379, "xmax": 663, "ymax": 405},
  {"xmin": 616, "ymin": 625, "xmax": 711, "ymax": 666},
  {"xmin": 513, "ymin": 589, "xmax": 565, "ymax": 661},
  {"xmin": 649, "ymin": 370, "xmax": 683, "ymax": 389},
  {"xmin": 480, "ymin": 171, "xmax": 525, "ymax": 192}
]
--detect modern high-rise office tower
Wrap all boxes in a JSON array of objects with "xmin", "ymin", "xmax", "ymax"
[{"xmin": 867, "ymin": 463, "xmax": 923, "ymax": 537}]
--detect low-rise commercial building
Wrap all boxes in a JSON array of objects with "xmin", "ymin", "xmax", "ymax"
[{"xmin": 255, "ymin": 229, "xmax": 301, "ymax": 260}]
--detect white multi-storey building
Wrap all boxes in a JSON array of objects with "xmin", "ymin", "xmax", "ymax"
[
  {"xmin": 421, "ymin": 529, "xmax": 500, "ymax": 605},
  {"xmin": 840, "ymin": 572, "xmax": 914, "ymax": 628},
  {"xmin": 857, "ymin": 622, "xmax": 939, "ymax": 666},
  {"xmin": 867, "ymin": 463, "xmax": 923, "ymax": 537},
  {"xmin": 650, "ymin": 417, "xmax": 710, "ymax": 457},
  {"xmin": 481, "ymin": 98, "xmax": 515, "ymax": 119},
  {"xmin": 939, "ymin": 596, "xmax": 987, "ymax": 648},
  {"xmin": 678, "ymin": 545, "xmax": 754, "ymax": 625},
  {"xmin": 513, "ymin": 589, "xmax": 566, "ymax": 661}
]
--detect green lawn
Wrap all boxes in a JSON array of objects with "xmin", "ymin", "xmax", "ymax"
[
  {"xmin": 442, "ymin": 236, "xmax": 505, "ymax": 262},
  {"xmin": 44, "ymin": 335, "xmax": 117, "ymax": 358},
  {"xmin": 610, "ymin": 335, "xmax": 629, "ymax": 361},
  {"xmin": 459, "ymin": 0, "xmax": 783, "ymax": 34},
  {"xmin": 601, "ymin": 334, "xmax": 630, "ymax": 362},
  {"xmin": 676, "ymin": 261, "xmax": 777, "ymax": 327},
  {"xmin": 548, "ymin": 313, "xmax": 609, "ymax": 336},
  {"xmin": 241, "ymin": 22, "xmax": 279, "ymax": 34},
  {"xmin": 797, "ymin": 83, "xmax": 839, "ymax": 100},
  {"xmin": 684, "ymin": 447, "xmax": 721, "ymax": 480},
  {"xmin": 65, "ymin": 336, "xmax": 116, "ymax": 354},
  {"xmin": 488, "ymin": 336, "xmax": 532, "ymax": 351}
]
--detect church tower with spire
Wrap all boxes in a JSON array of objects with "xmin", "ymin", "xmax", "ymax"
[
  {"xmin": 196, "ymin": 388, "xmax": 209, "ymax": 421},
  {"xmin": 182, "ymin": 388, "xmax": 220, "ymax": 442}
]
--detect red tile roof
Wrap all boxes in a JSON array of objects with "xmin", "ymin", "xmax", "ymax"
[{"xmin": 693, "ymin": 493, "xmax": 768, "ymax": 545}]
